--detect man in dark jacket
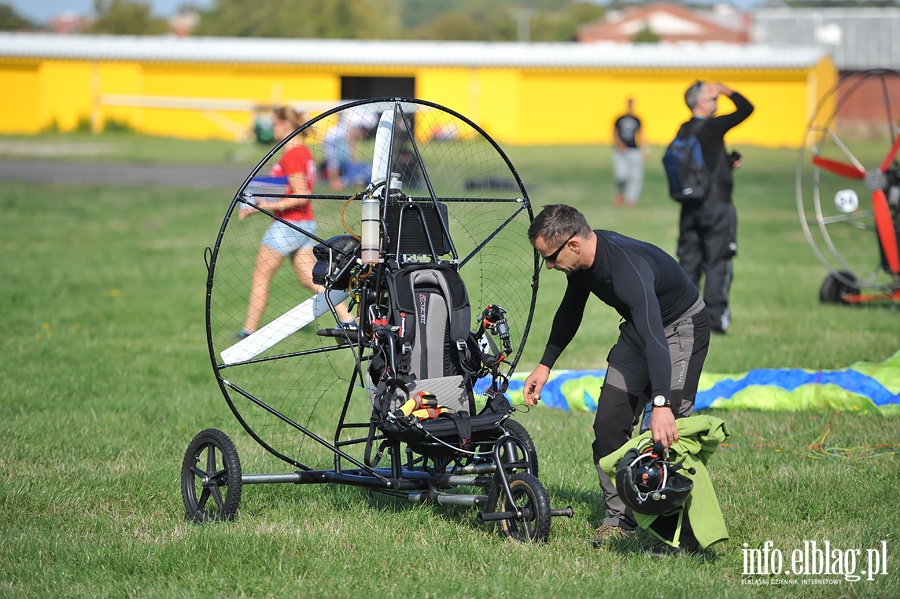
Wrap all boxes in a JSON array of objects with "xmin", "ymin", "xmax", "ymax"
[
  {"xmin": 523, "ymin": 204, "xmax": 710, "ymax": 548},
  {"xmin": 676, "ymin": 81, "xmax": 753, "ymax": 333}
]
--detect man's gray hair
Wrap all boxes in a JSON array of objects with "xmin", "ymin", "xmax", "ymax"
[
  {"xmin": 685, "ymin": 80, "xmax": 704, "ymax": 110},
  {"xmin": 528, "ymin": 204, "xmax": 592, "ymax": 246}
]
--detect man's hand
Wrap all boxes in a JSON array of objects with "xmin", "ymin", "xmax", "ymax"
[
  {"xmin": 712, "ymin": 82, "xmax": 734, "ymax": 97},
  {"xmin": 524, "ymin": 364, "xmax": 550, "ymax": 406},
  {"xmin": 649, "ymin": 407, "xmax": 678, "ymax": 450}
]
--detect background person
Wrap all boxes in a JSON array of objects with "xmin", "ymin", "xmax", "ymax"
[
  {"xmin": 675, "ymin": 81, "xmax": 753, "ymax": 334},
  {"xmin": 522, "ymin": 204, "xmax": 710, "ymax": 549},
  {"xmin": 612, "ymin": 97, "xmax": 646, "ymax": 206},
  {"xmin": 239, "ymin": 106, "xmax": 354, "ymax": 338},
  {"xmin": 322, "ymin": 111, "xmax": 372, "ymax": 190}
]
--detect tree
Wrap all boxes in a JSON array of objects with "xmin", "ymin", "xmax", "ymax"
[
  {"xmin": 0, "ymin": 3, "xmax": 35, "ymax": 31},
  {"xmin": 86, "ymin": 0, "xmax": 169, "ymax": 35},
  {"xmin": 407, "ymin": 11, "xmax": 489, "ymax": 41},
  {"xmin": 528, "ymin": 2, "xmax": 607, "ymax": 42},
  {"xmin": 194, "ymin": 0, "xmax": 401, "ymax": 39},
  {"xmin": 193, "ymin": 0, "xmax": 603, "ymax": 42},
  {"xmin": 631, "ymin": 25, "xmax": 660, "ymax": 43}
]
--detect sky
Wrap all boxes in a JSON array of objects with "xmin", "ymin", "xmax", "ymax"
[{"xmin": 7, "ymin": 1, "xmax": 214, "ymax": 25}]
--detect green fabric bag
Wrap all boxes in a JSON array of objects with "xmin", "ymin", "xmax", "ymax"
[{"xmin": 598, "ymin": 414, "xmax": 730, "ymax": 549}]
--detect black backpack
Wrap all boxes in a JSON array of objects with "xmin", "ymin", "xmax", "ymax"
[
  {"xmin": 662, "ymin": 120, "xmax": 709, "ymax": 202},
  {"xmin": 368, "ymin": 264, "xmax": 475, "ymax": 419}
]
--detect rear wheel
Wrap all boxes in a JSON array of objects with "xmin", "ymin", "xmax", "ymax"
[
  {"xmin": 496, "ymin": 472, "xmax": 551, "ymax": 543},
  {"xmin": 182, "ymin": 428, "xmax": 242, "ymax": 522}
]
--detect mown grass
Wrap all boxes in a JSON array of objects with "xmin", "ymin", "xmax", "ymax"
[{"xmin": 1, "ymin": 133, "xmax": 898, "ymax": 598}]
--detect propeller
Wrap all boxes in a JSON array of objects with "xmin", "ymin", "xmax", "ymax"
[
  {"xmin": 873, "ymin": 135, "xmax": 900, "ymax": 274},
  {"xmin": 872, "ymin": 188, "xmax": 899, "ymax": 274},
  {"xmin": 812, "ymin": 135, "xmax": 900, "ymax": 275},
  {"xmin": 812, "ymin": 156, "xmax": 865, "ymax": 179}
]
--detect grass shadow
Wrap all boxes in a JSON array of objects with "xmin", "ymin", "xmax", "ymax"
[{"xmin": 546, "ymin": 483, "xmax": 607, "ymax": 526}]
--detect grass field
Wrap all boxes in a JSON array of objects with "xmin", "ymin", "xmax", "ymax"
[{"xmin": 1, "ymin": 132, "xmax": 898, "ymax": 598}]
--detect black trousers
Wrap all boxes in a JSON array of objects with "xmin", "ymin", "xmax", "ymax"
[{"xmin": 677, "ymin": 196, "xmax": 737, "ymax": 332}]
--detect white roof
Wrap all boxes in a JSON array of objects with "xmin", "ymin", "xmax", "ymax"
[
  {"xmin": 754, "ymin": 7, "xmax": 900, "ymax": 70},
  {"xmin": 0, "ymin": 33, "xmax": 826, "ymax": 70}
]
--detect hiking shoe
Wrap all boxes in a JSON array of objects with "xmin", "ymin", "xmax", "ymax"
[{"xmin": 591, "ymin": 524, "xmax": 635, "ymax": 548}]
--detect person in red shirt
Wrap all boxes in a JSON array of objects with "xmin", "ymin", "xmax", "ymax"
[{"xmin": 239, "ymin": 106, "xmax": 354, "ymax": 337}]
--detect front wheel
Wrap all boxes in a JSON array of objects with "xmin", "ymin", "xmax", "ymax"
[
  {"xmin": 181, "ymin": 428, "xmax": 242, "ymax": 522},
  {"xmin": 498, "ymin": 419, "xmax": 538, "ymax": 477},
  {"xmin": 819, "ymin": 271, "xmax": 860, "ymax": 304},
  {"xmin": 496, "ymin": 472, "xmax": 551, "ymax": 543}
]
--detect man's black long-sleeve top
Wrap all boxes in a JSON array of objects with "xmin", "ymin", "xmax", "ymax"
[
  {"xmin": 679, "ymin": 91, "xmax": 754, "ymax": 195},
  {"xmin": 539, "ymin": 230, "xmax": 700, "ymax": 401}
]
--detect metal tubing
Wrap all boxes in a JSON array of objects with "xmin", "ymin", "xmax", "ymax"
[
  {"xmin": 477, "ymin": 509, "xmax": 533, "ymax": 523},
  {"xmin": 446, "ymin": 475, "xmax": 479, "ymax": 486},
  {"xmin": 242, "ymin": 473, "xmax": 309, "ymax": 485},
  {"xmin": 450, "ymin": 462, "xmax": 496, "ymax": 475},
  {"xmin": 407, "ymin": 492, "xmax": 486, "ymax": 508}
]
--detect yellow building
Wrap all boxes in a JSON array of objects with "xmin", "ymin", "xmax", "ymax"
[{"xmin": 0, "ymin": 33, "xmax": 835, "ymax": 148}]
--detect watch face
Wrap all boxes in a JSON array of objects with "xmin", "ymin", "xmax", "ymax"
[{"xmin": 653, "ymin": 396, "xmax": 665, "ymax": 407}]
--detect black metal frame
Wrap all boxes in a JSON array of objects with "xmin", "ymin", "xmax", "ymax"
[{"xmin": 192, "ymin": 98, "xmax": 573, "ymax": 536}]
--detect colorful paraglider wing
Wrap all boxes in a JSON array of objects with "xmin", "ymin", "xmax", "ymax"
[{"xmin": 503, "ymin": 351, "xmax": 900, "ymax": 414}]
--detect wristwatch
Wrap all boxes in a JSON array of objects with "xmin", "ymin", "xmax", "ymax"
[{"xmin": 652, "ymin": 395, "xmax": 672, "ymax": 409}]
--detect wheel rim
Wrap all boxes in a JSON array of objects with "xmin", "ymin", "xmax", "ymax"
[
  {"xmin": 498, "ymin": 473, "xmax": 551, "ymax": 543},
  {"xmin": 181, "ymin": 429, "xmax": 242, "ymax": 522}
]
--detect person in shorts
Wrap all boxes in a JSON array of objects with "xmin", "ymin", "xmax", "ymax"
[{"xmin": 239, "ymin": 106, "xmax": 354, "ymax": 338}]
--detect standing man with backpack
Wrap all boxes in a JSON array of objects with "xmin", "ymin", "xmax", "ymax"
[{"xmin": 673, "ymin": 81, "xmax": 753, "ymax": 334}]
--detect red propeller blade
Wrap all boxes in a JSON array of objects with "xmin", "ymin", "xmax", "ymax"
[
  {"xmin": 880, "ymin": 134, "xmax": 900, "ymax": 174},
  {"xmin": 812, "ymin": 156, "xmax": 865, "ymax": 180},
  {"xmin": 872, "ymin": 188, "xmax": 900, "ymax": 274}
]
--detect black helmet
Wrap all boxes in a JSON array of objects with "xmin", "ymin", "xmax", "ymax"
[{"xmin": 615, "ymin": 440, "xmax": 693, "ymax": 516}]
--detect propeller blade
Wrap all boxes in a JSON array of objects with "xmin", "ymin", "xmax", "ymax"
[
  {"xmin": 371, "ymin": 107, "xmax": 394, "ymax": 185},
  {"xmin": 880, "ymin": 134, "xmax": 900, "ymax": 174},
  {"xmin": 812, "ymin": 156, "xmax": 865, "ymax": 179},
  {"xmin": 872, "ymin": 188, "xmax": 900, "ymax": 274}
]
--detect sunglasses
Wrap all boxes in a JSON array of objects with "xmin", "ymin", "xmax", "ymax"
[{"xmin": 543, "ymin": 232, "xmax": 576, "ymax": 263}]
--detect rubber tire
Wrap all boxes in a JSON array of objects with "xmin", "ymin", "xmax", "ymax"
[
  {"xmin": 182, "ymin": 428, "xmax": 242, "ymax": 522},
  {"xmin": 481, "ymin": 419, "xmax": 540, "ymax": 521},
  {"xmin": 496, "ymin": 419, "xmax": 539, "ymax": 477},
  {"xmin": 819, "ymin": 271, "xmax": 859, "ymax": 304},
  {"xmin": 496, "ymin": 472, "xmax": 552, "ymax": 543}
]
